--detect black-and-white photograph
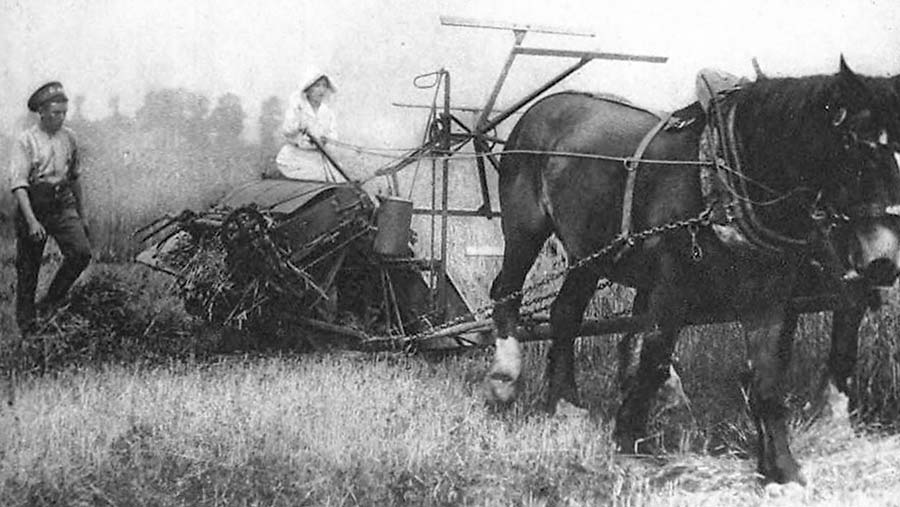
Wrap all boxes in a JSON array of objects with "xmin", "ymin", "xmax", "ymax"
[{"xmin": 2, "ymin": 1, "xmax": 899, "ymax": 505}]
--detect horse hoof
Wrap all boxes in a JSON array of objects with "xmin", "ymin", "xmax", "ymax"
[
  {"xmin": 484, "ymin": 372, "xmax": 518, "ymax": 405},
  {"xmin": 777, "ymin": 459, "xmax": 806, "ymax": 487},
  {"xmin": 816, "ymin": 380, "xmax": 852, "ymax": 427},
  {"xmin": 764, "ymin": 480, "xmax": 807, "ymax": 500},
  {"xmin": 485, "ymin": 337, "xmax": 522, "ymax": 406},
  {"xmin": 654, "ymin": 365, "xmax": 691, "ymax": 413},
  {"xmin": 759, "ymin": 459, "xmax": 806, "ymax": 487}
]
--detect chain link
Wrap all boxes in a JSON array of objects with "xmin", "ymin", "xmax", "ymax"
[{"xmin": 364, "ymin": 205, "xmax": 715, "ymax": 350}]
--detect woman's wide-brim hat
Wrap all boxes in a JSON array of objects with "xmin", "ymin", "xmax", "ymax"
[{"xmin": 27, "ymin": 81, "xmax": 68, "ymax": 112}]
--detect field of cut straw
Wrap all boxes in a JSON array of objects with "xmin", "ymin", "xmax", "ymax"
[{"xmin": 2, "ymin": 249, "xmax": 900, "ymax": 506}]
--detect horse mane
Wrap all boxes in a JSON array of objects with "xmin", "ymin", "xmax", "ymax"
[
  {"xmin": 735, "ymin": 75, "xmax": 834, "ymax": 153},
  {"xmin": 725, "ymin": 70, "xmax": 900, "ymax": 241},
  {"xmin": 733, "ymin": 72, "xmax": 899, "ymax": 187},
  {"xmin": 709, "ymin": 74, "xmax": 855, "ymax": 241},
  {"xmin": 729, "ymin": 75, "xmax": 839, "ymax": 194}
]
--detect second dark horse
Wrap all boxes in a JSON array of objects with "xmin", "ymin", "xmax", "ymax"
[{"xmin": 485, "ymin": 59, "xmax": 900, "ymax": 485}]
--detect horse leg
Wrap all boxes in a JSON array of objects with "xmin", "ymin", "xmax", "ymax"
[
  {"xmin": 617, "ymin": 289, "xmax": 648, "ymax": 393},
  {"xmin": 740, "ymin": 306, "xmax": 805, "ymax": 485},
  {"xmin": 817, "ymin": 303, "xmax": 866, "ymax": 424},
  {"xmin": 545, "ymin": 265, "xmax": 602, "ymax": 413},
  {"xmin": 614, "ymin": 255, "xmax": 688, "ymax": 453},
  {"xmin": 485, "ymin": 230, "xmax": 549, "ymax": 405},
  {"xmin": 617, "ymin": 289, "xmax": 691, "ymax": 412}
]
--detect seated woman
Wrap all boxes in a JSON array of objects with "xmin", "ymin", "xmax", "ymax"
[{"xmin": 275, "ymin": 69, "xmax": 343, "ymax": 181}]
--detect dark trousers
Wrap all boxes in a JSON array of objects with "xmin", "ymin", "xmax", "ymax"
[{"xmin": 14, "ymin": 185, "xmax": 92, "ymax": 331}]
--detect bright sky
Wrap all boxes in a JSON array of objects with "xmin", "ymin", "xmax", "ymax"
[{"xmin": 2, "ymin": 0, "xmax": 899, "ymax": 147}]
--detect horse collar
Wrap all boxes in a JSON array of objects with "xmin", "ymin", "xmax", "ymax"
[{"xmin": 703, "ymin": 101, "xmax": 812, "ymax": 255}]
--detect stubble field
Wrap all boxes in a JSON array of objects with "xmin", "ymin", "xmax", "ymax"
[{"xmin": 2, "ymin": 251, "xmax": 900, "ymax": 506}]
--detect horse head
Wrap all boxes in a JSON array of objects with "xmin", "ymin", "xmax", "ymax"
[{"xmin": 823, "ymin": 58, "xmax": 900, "ymax": 287}]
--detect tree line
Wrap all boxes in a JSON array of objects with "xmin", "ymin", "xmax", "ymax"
[{"xmin": 0, "ymin": 89, "xmax": 286, "ymax": 256}]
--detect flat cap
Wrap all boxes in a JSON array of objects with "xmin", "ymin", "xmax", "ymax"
[{"xmin": 27, "ymin": 81, "xmax": 68, "ymax": 112}]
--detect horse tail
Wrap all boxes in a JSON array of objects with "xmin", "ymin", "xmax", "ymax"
[
  {"xmin": 497, "ymin": 92, "xmax": 612, "ymax": 222},
  {"xmin": 490, "ymin": 98, "xmax": 559, "ymax": 303},
  {"xmin": 497, "ymin": 100, "xmax": 555, "ymax": 236}
]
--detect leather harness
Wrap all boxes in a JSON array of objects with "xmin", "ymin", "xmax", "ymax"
[
  {"xmin": 619, "ymin": 112, "xmax": 673, "ymax": 239},
  {"xmin": 616, "ymin": 98, "xmax": 813, "ymax": 258},
  {"xmin": 716, "ymin": 104, "xmax": 811, "ymax": 253}
]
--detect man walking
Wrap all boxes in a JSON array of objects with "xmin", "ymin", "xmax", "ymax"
[{"xmin": 8, "ymin": 81, "xmax": 91, "ymax": 334}]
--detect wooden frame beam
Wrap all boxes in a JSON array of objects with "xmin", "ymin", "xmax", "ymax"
[
  {"xmin": 439, "ymin": 15, "xmax": 596, "ymax": 37},
  {"xmin": 412, "ymin": 207, "xmax": 501, "ymax": 218},
  {"xmin": 514, "ymin": 46, "xmax": 668, "ymax": 63}
]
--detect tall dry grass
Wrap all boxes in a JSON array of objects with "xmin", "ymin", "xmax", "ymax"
[
  {"xmin": 2, "ymin": 228, "xmax": 900, "ymax": 505},
  {"xmin": 2, "ymin": 348, "xmax": 900, "ymax": 506},
  {"xmin": 77, "ymin": 126, "xmax": 260, "ymax": 262},
  {"xmin": 0, "ymin": 354, "xmax": 611, "ymax": 505}
]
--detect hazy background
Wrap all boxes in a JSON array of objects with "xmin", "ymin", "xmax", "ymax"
[
  {"xmin": 2, "ymin": 0, "xmax": 900, "ymax": 292},
  {"xmin": 3, "ymin": 0, "xmax": 899, "ymax": 147}
]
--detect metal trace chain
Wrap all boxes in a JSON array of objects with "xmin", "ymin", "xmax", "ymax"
[
  {"xmin": 377, "ymin": 205, "xmax": 716, "ymax": 350},
  {"xmin": 318, "ymin": 123, "xmax": 728, "ymax": 348}
]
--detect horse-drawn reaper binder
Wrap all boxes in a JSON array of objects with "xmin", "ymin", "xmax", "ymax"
[
  {"xmin": 134, "ymin": 16, "xmax": 675, "ymax": 351},
  {"xmin": 135, "ymin": 16, "xmax": 900, "ymax": 485},
  {"xmin": 135, "ymin": 177, "xmax": 476, "ymax": 350},
  {"xmin": 134, "ymin": 16, "xmax": 897, "ymax": 356}
]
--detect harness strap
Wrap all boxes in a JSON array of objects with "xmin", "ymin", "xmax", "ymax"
[
  {"xmin": 620, "ymin": 112, "xmax": 673, "ymax": 237},
  {"xmin": 809, "ymin": 213, "xmax": 856, "ymax": 307},
  {"xmin": 722, "ymin": 105, "xmax": 810, "ymax": 251}
]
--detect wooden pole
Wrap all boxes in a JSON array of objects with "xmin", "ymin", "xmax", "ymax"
[
  {"xmin": 513, "ymin": 46, "xmax": 668, "ymax": 63},
  {"xmin": 475, "ymin": 29, "xmax": 527, "ymax": 131},
  {"xmin": 306, "ymin": 134, "xmax": 354, "ymax": 183},
  {"xmin": 439, "ymin": 15, "xmax": 596, "ymax": 37},
  {"xmin": 475, "ymin": 58, "xmax": 591, "ymax": 135},
  {"xmin": 413, "ymin": 295, "xmax": 846, "ymax": 346},
  {"xmin": 438, "ymin": 70, "xmax": 451, "ymax": 319}
]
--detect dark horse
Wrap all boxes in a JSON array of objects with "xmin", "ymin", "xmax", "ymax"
[
  {"xmin": 810, "ymin": 75, "xmax": 900, "ymax": 422},
  {"xmin": 485, "ymin": 59, "xmax": 900, "ymax": 485}
]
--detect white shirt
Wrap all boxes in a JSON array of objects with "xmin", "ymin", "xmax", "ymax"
[
  {"xmin": 275, "ymin": 79, "xmax": 339, "ymax": 181},
  {"xmin": 8, "ymin": 125, "xmax": 79, "ymax": 191}
]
